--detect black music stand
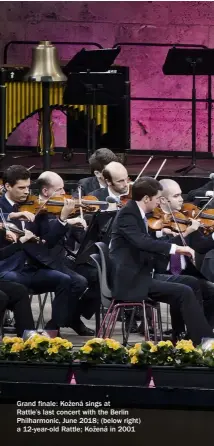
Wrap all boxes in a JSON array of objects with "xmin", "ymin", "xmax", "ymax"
[
  {"xmin": 163, "ymin": 48, "xmax": 214, "ymax": 175},
  {"xmin": 75, "ymin": 210, "xmax": 117, "ymax": 265},
  {"xmin": 64, "ymin": 47, "xmax": 121, "ymax": 160}
]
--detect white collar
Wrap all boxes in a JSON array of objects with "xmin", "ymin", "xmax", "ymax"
[
  {"xmin": 5, "ymin": 192, "xmax": 15, "ymax": 207},
  {"xmin": 107, "ymin": 187, "xmax": 120, "ymax": 199},
  {"xmin": 136, "ymin": 202, "xmax": 146, "ymax": 219}
]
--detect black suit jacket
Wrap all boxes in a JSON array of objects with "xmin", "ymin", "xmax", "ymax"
[
  {"xmin": 186, "ymin": 180, "xmax": 213, "ymax": 204},
  {"xmin": 109, "ymin": 200, "xmax": 171, "ymax": 301},
  {"xmin": 0, "ymin": 195, "xmax": 68, "ymax": 275},
  {"xmin": 91, "ymin": 187, "xmax": 109, "ymax": 210},
  {"xmin": 77, "ymin": 177, "xmax": 100, "ymax": 196}
]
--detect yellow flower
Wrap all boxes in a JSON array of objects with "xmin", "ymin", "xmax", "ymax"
[
  {"xmin": 130, "ymin": 355, "xmax": 139, "ymax": 364},
  {"xmin": 150, "ymin": 345, "xmax": 158, "ymax": 353},
  {"xmin": 3, "ymin": 336, "xmax": 23, "ymax": 344},
  {"xmin": 157, "ymin": 341, "xmax": 168, "ymax": 348},
  {"xmin": 167, "ymin": 356, "xmax": 173, "ymax": 362},
  {"xmin": 50, "ymin": 338, "xmax": 73, "ymax": 349},
  {"xmin": 80, "ymin": 345, "xmax": 92, "ymax": 354},
  {"xmin": 176, "ymin": 340, "xmax": 195, "ymax": 352},
  {"xmin": 10, "ymin": 342, "xmax": 24, "ymax": 353},
  {"xmin": 105, "ymin": 339, "xmax": 121, "ymax": 350},
  {"xmin": 165, "ymin": 341, "xmax": 173, "ymax": 347},
  {"xmin": 85, "ymin": 338, "xmax": 104, "ymax": 346},
  {"xmin": 129, "ymin": 347, "xmax": 138, "ymax": 356},
  {"xmin": 47, "ymin": 346, "xmax": 59, "ymax": 355},
  {"xmin": 147, "ymin": 341, "xmax": 154, "ymax": 348}
]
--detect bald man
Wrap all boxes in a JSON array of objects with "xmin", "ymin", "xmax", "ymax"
[
  {"xmin": 91, "ymin": 162, "xmax": 129, "ymax": 210},
  {"xmin": 154, "ymin": 178, "xmax": 214, "ymax": 335},
  {"xmin": 36, "ymin": 171, "xmax": 101, "ymax": 336}
]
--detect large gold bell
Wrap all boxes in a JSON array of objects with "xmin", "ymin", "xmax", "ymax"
[{"xmin": 24, "ymin": 40, "xmax": 67, "ymax": 82}]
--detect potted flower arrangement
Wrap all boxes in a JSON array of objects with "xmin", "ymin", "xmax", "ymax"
[
  {"xmin": 150, "ymin": 340, "xmax": 209, "ymax": 388},
  {"xmin": 72, "ymin": 338, "xmax": 149, "ymax": 385},
  {"xmin": 0, "ymin": 335, "xmax": 73, "ymax": 383}
]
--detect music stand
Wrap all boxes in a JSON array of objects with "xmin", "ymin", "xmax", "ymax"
[
  {"xmin": 75, "ymin": 210, "xmax": 117, "ymax": 265},
  {"xmin": 163, "ymin": 48, "xmax": 214, "ymax": 175},
  {"xmin": 64, "ymin": 47, "xmax": 121, "ymax": 160}
]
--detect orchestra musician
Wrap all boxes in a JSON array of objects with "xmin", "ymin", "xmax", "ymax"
[
  {"xmin": 109, "ymin": 177, "xmax": 213, "ymax": 345},
  {"xmin": 91, "ymin": 161, "xmax": 129, "ymax": 210},
  {"xmin": 186, "ymin": 177, "xmax": 214, "ymax": 205},
  {"xmin": 152, "ymin": 178, "xmax": 214, "ymax": 333},
  {"xmin": 36, "ymin": 170, "xmax": 103, "ymax": 335},
  {"xmin": 0, "ymin": 165, "xmax": 89, "ymax": 335},
  {"xmin": 0, "ymin": 228, "xmax": 35, "ymax": 337},
  {"xmin": 77, "ymin": 148, "xmax": 118, "ymax": 196}
]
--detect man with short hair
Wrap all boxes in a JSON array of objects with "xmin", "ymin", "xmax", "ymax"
[
  {"xmin": 77, "ymin": 148, "xmax": 118, "ymax": 195},
  {"xmin": 36, "ymin": 170, "xmax": 100, "ymax": 335},
  {"xmin": 156, "ymin": 178, "xmax": 214, "ymax": 332},
  {"xmin": 0, "ymin": 165, "xmax": 89, "ymax": 334},
  {"xmin": 110, "ymin": 177, "xmax": 213, "ymax": 345},
  {"xmin": 91, "ymin": 161, "xmax": 129, "ymax": 210}
]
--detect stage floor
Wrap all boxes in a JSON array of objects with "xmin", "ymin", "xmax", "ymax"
[{"xmin": 0, "ymin": 150, "xmax": 213, "ymax": 192}]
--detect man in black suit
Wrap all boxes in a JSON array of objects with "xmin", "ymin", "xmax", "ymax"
[
  {"xmin": 110, "ymin": 177, "xmax": 213, "ymax": 345},
  {"xmin": 77, "ymin": 148, "xmax": 118, "ymax": 196},
  {"xmin": 186, "ymin": 178, "xmax": 214, "ymax": 206},
  {"xmin": 0, "ymin": 165, "xmax": 89, "ymax": 334},
  {"xmin": 152, "ymin": 178, "xmax": 214, "ymax": 334},
  {"xmin": 36, "ymin": 170, "xmax": 101, "ymax": 334}
]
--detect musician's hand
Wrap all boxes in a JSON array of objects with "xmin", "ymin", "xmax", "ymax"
[
  {"xmin": 60, "ymin": 199, "xmax": 75, "ymax": 221},
  {"xmin": 5, "ymin": 230, "xmax": 18, "ymax": 243},
  {"xmin": 67, "ymin": 217, "xmax": 87, "ymax": 230},
  {"xmin": 19, "ymin": 229, "xmax": 36, "ymax": 243},
  {"xmin": 175, "ymin": 245, "xmax": 195, "ymax": 261},
  {"xmin": 185, "ymin": 218, "xmax": 201, "ymax": 235},
  {"xmin": 162, "ymin": 228, "xmax": 177, "ymax": 236},
  {"xmin": 8, "ymin": 211, "xmax": 35, "ymax": 222}
]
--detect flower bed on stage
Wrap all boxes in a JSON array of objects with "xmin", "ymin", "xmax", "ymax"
[
  {"xmin": 0, "ymin": 335, "xmax": 73, "ymax": 383},
  {"xmin": 1, "ymin": 336, "xmax": 214, "ymax": 387}
]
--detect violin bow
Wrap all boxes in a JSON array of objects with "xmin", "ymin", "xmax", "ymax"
[
  {"xmin": 166, "ymin": 201, "xmax": 187, "ymax": 247},
  {"xmin": 0, "ymin": 208, "xmax": 10, "ymax": 232},
  {"xmin": 135, "ymin": 156, "xmax": 154, "ymax": 182},
  {"xmin": 194, "ymin": 196, "xmax": 214, "ymax": 219},
  {"xmin": 166, "ymin": 201, "xmax": 197, "ymax": 267},
  {"xmin": 154, "ymin": 158, "xmax": 167, "ymax": 180},
  {"xmin": 78, "ymin": 186, "xmax": 84, "ymax": 220}
]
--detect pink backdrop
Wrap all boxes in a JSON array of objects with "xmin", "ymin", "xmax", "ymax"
[{"xmin": 2, "ymin": 1, "xmax": 214, "ymax": 151}]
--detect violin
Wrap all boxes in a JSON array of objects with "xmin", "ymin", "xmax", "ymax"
[
  {"xmin": 148, "ymin": 207, "xmax": 212, "ymax": 234},
  {"xmin": 0, "ymin": 222, "xmax": 40, "ymax": 243},
  {"xmin": 182, "ymin": 203, "xmax": 214, "ymax": 232},
  {"xmin": 148, "ymin": 208, "xmax": 192, "ymax": 233},
  {"xmin": 17, "ymin": 194, "xmax": 108, "ymax": 216}
]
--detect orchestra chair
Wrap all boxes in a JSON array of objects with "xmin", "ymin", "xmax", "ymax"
[
  {"xmin": 29, "ymin": 291, "xmax": 54, "ymax": 330},
  {"xmin": 90, "ymin": 242, "xmax": 163, "ymax": 345}
]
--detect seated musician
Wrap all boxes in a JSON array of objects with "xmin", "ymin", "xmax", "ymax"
[
  {"xmin": 153, "ymin": 178, "xmax": 214, "ymax": 332},
  {"xmin": 77, "ymin": 148, "xmax": 118, "ymax": 196},
  {"xmin": 91, "ymin": 161, "xmax": 129, "ymax": 210},
  {"xmin": 186, "ymin": 178, "xmax": 214, "ymax": 205},
  {"xmin": 36, "ymin": 170, "xmax": 101, "ymax": 335},
  {"xmin": 0, "ymin": 165, "xmax": 89, "ymax": 336},
  {"xmin": 0, "ymin": 227, "xmax": 35, "ymax": 337},
  {"xmin": 109, "ymin": 176, "xmax": 213, "ymax": 345}
]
